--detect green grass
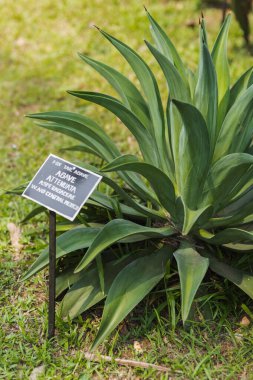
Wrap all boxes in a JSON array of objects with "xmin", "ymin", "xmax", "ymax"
[{"xmin": 1, "ymin": 1, "xmax": 253, "ymax": 378}]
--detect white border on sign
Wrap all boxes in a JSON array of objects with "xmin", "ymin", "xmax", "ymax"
[{"xmin": 22, "ymin": 153, "xmax": 103, "ymax": 221}]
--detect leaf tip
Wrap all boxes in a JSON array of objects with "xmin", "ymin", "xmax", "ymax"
[{"xmin": 93, "ymin": 25, "xmax": 101, "ymax": 31}]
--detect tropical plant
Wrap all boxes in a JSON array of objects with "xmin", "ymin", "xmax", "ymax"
[{"xmin": 21, "ymin": 11, "xmax": 253, "ymax": 349}]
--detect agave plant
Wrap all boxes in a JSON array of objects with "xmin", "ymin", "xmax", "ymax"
[{"xmin": 22, "ymin": 11, "xmax": 253, "ymax": 349}]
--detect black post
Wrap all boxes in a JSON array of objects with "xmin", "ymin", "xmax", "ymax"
[{"xmin": 48, "ymin": 210, "xmax": 56, "ymax": 339}]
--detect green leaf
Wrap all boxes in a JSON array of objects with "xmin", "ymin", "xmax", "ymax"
[
  {"xmin": 146, "ymin": 41, "xmax": 190, "ymax": 102},
  {"xmin": 78, "ymin": 53, "xmax": 151, "ymax": 129},
  {"xmin": 214, "ymin": 85, "xmax": 253, "ymax": 161},
  {"xmin": 211, "ymin": 14, "xmax": 231, "ymax": 127},
  {"xmin": 167, "ymin": 101, "xmax": 182, "ymax": 193},
  {"xmin": 23, "ymin": 227, "xmax": 100, "ymax": 280},
  {"xmin": 223, "ymin": 243, "xmax": 253, "ymax": 252},
  {"xmin": 62, "ymin": 144, "xmax": 106, "ymax": 159},
  {"xmin": 182, "ymin": 204, "xmax": 212, "ymax": 235},
  {"xmin": 75, "ymin": 219, "xmax": 175, "ymax": 272},
  {"xmin": 67, "ymin": 91, "xmax": 158, "ymax": 165},
  {"xmin": 208, "ymin": 256, "xmax": 253, "ymax": 299},
  {"xmin": 89, "ymin": 190, "xmax": 147, "ymax": 220},
  {"xmin": 203, "ymin": 153, "xmax": 253, "ymax": 211},
  {"xmin": 199, "ymin": 16, "xmax": 208, "ymax": 46},
  {"xmin": 102, "ymin": 155, "xmax": 176, "ymax": 218},
  {"xmin": 21, "ymin": 206, "xmax": 46, "ymax": 223},
  {"xmin": 92, "ymin": 247, "xmax": 173, "ymax": 349},
  {"xmin": 96, "ymin": 254, "xmax": 105, "ymax": 294},
  {"xmin": 61, "ymin": 269, "xmax": 104, "ymax": 319},
  {"xmin": 60, "ymin": 254, "xmax": 136, "ymax": 319},
  {"xmin": 146, "ymin": 10, "xmax": 187, "ymax": 82},
  {"xmin": 195, "ymin": 40, "xmax": 218, "ymax": 152},
  {"xmin": 28, "ymin": 113, "xmax": 156, "ymax": 203},
  {"xmin": 56, "ymin": 267, "xmax": 88, "ymax": 297},
  {"xmin": 199, "ymin": 228, "xmax": 253, "ymax": 245},
  {"xmin": 102, "ymin": 174, "xmax": 164, "ymax": 220},
  {"xmin": 172, "ymin": 100, "xmax": 210, "ymax": 209},
  {"xmin": 174, "ymin": 245, "xmax": 209, "ymax": 322},
  {"xmin": 76, "ymin": 161, "xmax": 165, "ymax": 220},
  {"xmin": 202, "ymin": 189, "xmax": 253, "ymax": 229},
  {"xmin": 229, "ymin": 67, "xmax": 253, "ymax": 108},
  {"xmin": 27, "ymin": 111, "xmax": 119, "ymax": 162},
  {"xmin": 98, "ymin": 28, "xmax": 167, "ymax": 169}
]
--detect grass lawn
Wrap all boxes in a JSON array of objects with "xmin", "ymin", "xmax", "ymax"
[{"xmin": 1, "ymin": 0, "xmax": 253, "ymax": 378}]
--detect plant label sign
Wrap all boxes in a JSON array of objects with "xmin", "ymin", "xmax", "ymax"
[{"xmin": 22, "ymin": 154, "xmax": 102, "ymax": 221}]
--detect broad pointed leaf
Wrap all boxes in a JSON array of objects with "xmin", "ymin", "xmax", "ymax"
[
  {"xmin": 203, "ymin": 153, "xmax": 253, "ymax": 210},
  {"xmin": 68, "ymin": 91, "xmax": 158, "ymax": 165},
  {"xmin": 27, "ymin": 111, "xmax": 119, "ymax": 162},
  {"xmin": 172, "ymin": 100, "xmax": 210, "ymax": 209},
  {"xmin": 60, "ymin": 254, "xmax": 136, "ymax": 319},
  {"xmin": 229, "ymin": 67, "xmax": 253, "ymax": 108},
  {"xmin": 211, "ymin": 14, "xmax": 231, "ymax": 127},
  {"xmin": 98, "ymin": 28, "xmax": 167, "ymax": 168},
  {"xmin": 174, "ymin": 245, "xmax": 209, "ymax": 322},
  {"xmin": 79, "ymin": 53, "xmax": 151, "ymax": 129},
  {"xmin": 102, "ymin": 155, "xmax": 176, "ymax": 218},
  {"xmin": 214, "ymin": 85, "xmax": 253, "ymax": 161},
  {"xmin": 208, "ymin": 256, "xmax": 253, "ymax": 299},
  {"xmin": 199, "ymin": 228, "xmax": 253, "ymax": 245},
  {"xmin": 74, "ymin": 219, "xmax": 175, "ymax": 272},
  {"xmin": 146, "ymin": 10, "xmax": 187, "ymax": 82},
  {"xmin": 195, "ymin": 41, "xmax": 218, "ymax": 151},
  {"xmin": 92, "ymin": 247, "xmax": 173, "ymax": 349},
  {"xmin": 23, "ymin": 227, "xmax": 100, "ymax": 280},
  {"xmin": 146, "ymin": 41, "xmax": 190, "ymax": 102}
]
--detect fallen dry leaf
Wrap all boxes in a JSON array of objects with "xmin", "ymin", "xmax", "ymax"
[
  {"xmin": 7, "ymin": 222, "xmax": 22, "ymax": 259},
  {"xmin": 133, "ymin": 340, "xmax": 143, "ymax": 354},
  {"xmin": 240, "ymin": 316, "xmax": 250, "ymax": 327}
]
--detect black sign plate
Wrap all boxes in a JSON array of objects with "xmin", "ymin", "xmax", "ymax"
[{"xmin": 22, "ymin": 154, "xmax": 102, "ymax": 221}]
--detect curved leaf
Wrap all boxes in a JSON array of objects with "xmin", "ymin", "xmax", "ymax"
[
  {"xmin": 27, "ymin": 111, "xmax": 119, "ymax": 162},
  {"xmin": 68, "ymin": 91, "xmax": 158, "ymax": 165},
  {"xmin": 208, "ymin": 256, "xmax": 253, "ymax": 299},
  {"xmin": 199, "ymin": 228, "xmax": 253, "ymax": 245},
  {"xmin": 98, "ymin": 28, "xmax": 167, "ymax": 169},
  {"xmin": 21, "ymin": 206, "xmax": 46, "ymax": 223},
  {"xmin": 195, "ymin": 41, "xmax": 218, "ymax": 151},
  {"xmin": 89, "ymin": 190, "xmax": 146, "ymax": 219},
  {"xmin": 182, "ymin": 204, "xmax": 212, "ymax": 236},
  {"xmin": 214, "ymin": 85, "xmax": 253, "ymax": 161},
  {"xmin": 102, "ymin": 155, "xmax": 176, "ymax": 218},
  {"xmin": 79, "ymin": 53, "xmax": 151, "ymax": 129},
  {"xmin": 146, "ymin": 10, "xmax": 187, "ymax": 82},
  {"xmin": 62, "ymin": 144, "xmax": 106, "ymax": 158},
  {"xmin": 60, "ymin": 254, "xmax": 136, "ymax": 319},
  {"xmin": 56, "ymin": 266, "xmax": 88, "ymax": 297},
  {"xmin": 60, "ymin": 267, "xmax": 104, "ymax": 318},
  {"xmin": 74, "ymin": 161, "xmax": 165, "ymax": 220},
  {"xmin": 211, "ymin": 14, "xmax": 231, "ymax": 127},
  {"xmin": 146, "ymin": 41, "xmax": 190, "ymax": 102},
  {"xmin": 203, "ymin": 153, "xmax": 253, "ymax": 210},
  {"xmin": 172, "ymin": 100, "xmax": 210, "ymax": 209},
  {"xmin": 229, "ymin": 66, "xmax": 253, "ymax": 108},
  {"xmin": 174, "ymin": 245, "xmax": 209, "ymax": 322},
  {"xmin": 23, "ymin": 227, "xmax": 101, "ymax": 280},
  {"xmin": 92, "ymin": 247, "xmax": 173, "ymax": 349},
  {"xmin": 74, "ymin": 219, "xmax": 175, "ymax": 272},
  {"xmin": 28, "ymin": 113, "xmax": 157, "ymax": 204}
]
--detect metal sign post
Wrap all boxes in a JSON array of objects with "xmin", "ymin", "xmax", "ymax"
[
  {"xmin": 48, "ymin": 210, "xmax": 56, "ymax": 339},
  {"xmin": 22, "ymin": 154, "xmax": 102, "ymax": 340}
]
